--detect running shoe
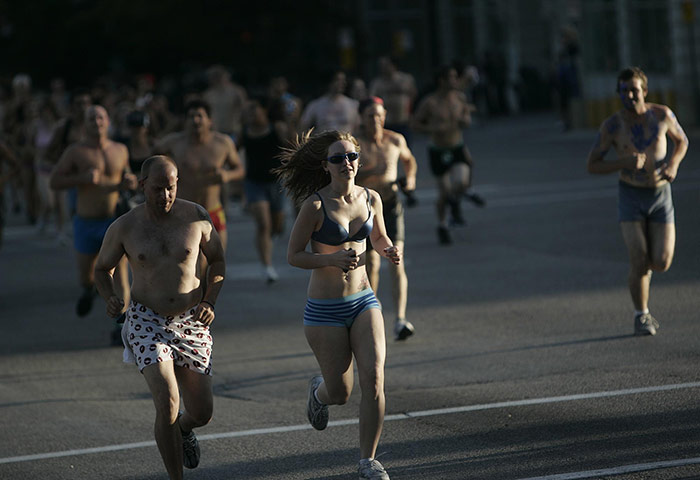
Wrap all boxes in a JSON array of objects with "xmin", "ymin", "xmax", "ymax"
[
  {"xmin": 437, "ymin": 226, "xmax": 452, "ymax": 245},
  {"xmin": 448, "ymin": 198, "xmax": 466, "ymax": 226},
  {"xmin": 265, "ymin": 265, "xmax": 279, "ymax": 284},
  {"xmin": 358, "ymin": 458, "xmax": 390, "ymax": 479},
  {"xmin": 394, "ymin": 319, "xmax": 415, "ymax": 341},
  {"xmin": 181, "ymin": 428, "xmax": 200, "ymax": 469},
  {"xmin": 56, "ymin": 232, "xmax": 70, "ymax": 247},
  {"xmin": 76, "ymin": 286, "xmax": 97, "ymax": 317},
  {"xmin": 634, "ymin": 313, "xmax": 658, "ymax": 336},
  {"xmin": 465, "ymin": 192, "xmax": 486, "ymax": 207},
  {"xmin": 307, "ymin": 375, "xmax": 328, "ymax": 430}
]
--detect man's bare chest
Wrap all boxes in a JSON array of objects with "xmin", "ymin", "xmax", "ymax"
[
  {"xmin": 128, "ymin": 223, "xmax": 200, "ymax": 266},
  {"xmin": 431, "ymin": 98, "xmax": 462, "ymax": 120},
  {"xmin": 615, "ymin": 112, "xmax": 666, "ymax": 152},
  {"xmin": 173, "ymin": 143, "xmax": 224, "ymax": 171},
  {"xmin": 362, "ymin": 143, "xmax": 398, "ymax": 173},
  {"xmin": 76, "ymin": 147, "xmax": 124, "ymax": 177}
]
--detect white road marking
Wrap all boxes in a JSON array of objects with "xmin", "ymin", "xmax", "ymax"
[
  {"xmin": 516, "ymin": 457, "xmax": 700, "ymax": 480},
  {"xmin": 2, "ymin": 381, "xmax": 700, "ymax": 467}
]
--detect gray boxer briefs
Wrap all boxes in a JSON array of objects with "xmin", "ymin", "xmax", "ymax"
[{"xmin": 618, "ymin": 181, "xmax": 674, "ymax": 223}]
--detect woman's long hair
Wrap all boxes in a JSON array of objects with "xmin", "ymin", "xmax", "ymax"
[{"xmin": 274, "ymin": 129, "xmax": 360, "ymax": 206}]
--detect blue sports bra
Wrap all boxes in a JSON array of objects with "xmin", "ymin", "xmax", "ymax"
[{"xmin": 311, "ymin": 187, "xmax": 374, "ymax": 246}]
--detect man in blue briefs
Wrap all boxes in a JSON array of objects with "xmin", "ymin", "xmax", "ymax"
[{"xmin": 50, "ymin": 105, "xmax": 137, "ymax": 319}]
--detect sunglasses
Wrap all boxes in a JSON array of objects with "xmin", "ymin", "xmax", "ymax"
[{"xmin": 327, "ymin": 152, "xmax": 360, "ymax": 164}]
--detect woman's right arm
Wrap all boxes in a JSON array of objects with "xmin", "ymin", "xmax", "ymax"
[{"xmin": 287, "ymin": 199, "xmax": 330, "ymax": 269}]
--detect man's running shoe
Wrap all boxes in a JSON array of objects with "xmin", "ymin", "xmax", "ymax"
[
  {"xmin": 465, "ymin": 192, "xmax": 486, "ymax": 207},
  {"xmin": 358, "ymin": 458, "xmax": 390, "ymax": 479},
  {"xmin": 394, "ymin": 320, "xmax": 415, "ymax": 341},
  {"xmin": 307, "ymin": 375, "xmax": 328, "ymax": 430},
  {"xmin": 181, "ymin": 428, "xmax": 200, "ymax": 469},
  {"xmin": 634, "ymin": 313, "xmax": 658, "ymax": 336},
  {"xmin": 448, "ymin": 198, "xmax": 466, "ymax": 226},
  {"xmin": 437, "ymin": 226, "xmax": 452, "ymax": 245}
]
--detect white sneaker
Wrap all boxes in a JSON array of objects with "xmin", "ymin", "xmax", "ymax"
[
  {"xmin": 265, "ymin": 265, "xmax": 279, "ymax": 283},
  {"xmin": 56, "ymin": 232, "xmax": 70, "ymax": 247},
  {"xmin": 307, "ymin": 375, "xmax": 328, "ymax": 430},
  {"xmin": 358, "ymin": 458, "xmax": 390, "ymax": 479}
]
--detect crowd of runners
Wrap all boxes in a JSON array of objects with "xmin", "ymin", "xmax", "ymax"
[{"xmin": 0, "ymin": 61, "xmax": 688, "ymax": 479}]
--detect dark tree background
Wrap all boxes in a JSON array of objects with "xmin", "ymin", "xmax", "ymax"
[{"xmin": 0, "ymin": 0, "xmax": 366, "ymax": 96}]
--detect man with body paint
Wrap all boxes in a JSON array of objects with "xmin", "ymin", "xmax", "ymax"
[{"xmin": 587, "ymin": 67, "xmax": 688, "ymax": 336}]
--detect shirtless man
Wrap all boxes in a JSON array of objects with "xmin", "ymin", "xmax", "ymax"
[
  {"xmin": 155, "ymin": 99, "xmax": 244, "ymax": 250},
  {"xmin": 45, "ymin": 88, "xmax": 92, "ymax": 225},
  {"xmin": 45, "ymin": 88, "xmax": 92, "ymax": 177},
  {"xmin": 356, "ymin": 97, "xmax": 417, "ymax": 341},
  {"xmin": 94, "ymin": 156, "xmax": 225, "ymax": 479},
  {"xmin": 268, "ymin": 75, "xmax": 303, "ymax": 134},
  {"xmin": 369, "ymin": 56, "xmax": 417, "ymax": 145},
  {"xmin": 587, "ymin": 67, "xmax": 688, "ymax": 336},
  {"xmin": 300, "ymin": 70, "xmax": 360, "ymax": 133},
  {"xmin": 410, "ymin": 66, "xmax": 476, "ymax": 245},
  {"xmin": 0, "ymin": 139, "xmax": 21, "ymax": 249},
  {"xmin": 202, "ymin": 65, "xmax": 248, "ymax": 140},
  {"xmin": 49, "ymin": 105, "xmax": 137, "ymax": 317}
]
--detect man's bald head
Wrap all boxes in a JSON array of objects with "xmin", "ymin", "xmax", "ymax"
[
  {"xmin": 141, "ymin": 155, "xmax": 179, "ymax": 214},
  {"xmin": 141, "ymin": 155, "xmax": 178, "ymax": 181}
]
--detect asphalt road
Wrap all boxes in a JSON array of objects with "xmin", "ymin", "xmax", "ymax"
[{"xmin": 1, "ymin": 113, "xmax": 700, "ymax": 480}]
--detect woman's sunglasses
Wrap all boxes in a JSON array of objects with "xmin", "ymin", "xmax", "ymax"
[{"xmin": 327, "ymin": 152, "xmax": 360, "ymax": 164}]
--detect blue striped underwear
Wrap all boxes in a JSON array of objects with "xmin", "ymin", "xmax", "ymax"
[{"xmin": 303, "ymin": 288, "xmax": 381, "ymax": 328}]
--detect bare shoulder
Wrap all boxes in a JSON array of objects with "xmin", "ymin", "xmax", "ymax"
[
  {"xmin": 648, "ymin": 103, "xmax": 674, "ymax": 121},
  {"xmin": 212, "ymin": 131, "xmax": 232, "ymax": 143},
  {"xmin": 383, "ymin": 129, "xmax": 405, "ymax": 147},
  {"xmin": 107, "ymin": 139, "xmax": 129, "ymax": 155},
  {"xmin": 212, "ymin": 131, "xmax": 234, "ymax": 148},
  {"xmin": 62, "ymin": 141, "xmax": 84, "ymax": 157},
  {"xmin": 365, "ymin": 187, "xmax": 382, "ymax": 205},
  {"xmin": 302, "ymin": 192, "xmax": 322, "ymax": 210},
  {"xmin": 110, "ymin": 205, "xmax": 140, "ymax": 233},
  {"xmin": 299, "ymin": 193, "xmax": 323, "ymax": 219},
  {"xmin": 600, "ymin": 112, "xmax": 622, "ymax": 135},
  {"xmin": 59, "ymin": 142, "xmax": 88, "ymax": 164},
  {"xmin": 176, "ymin": 199, "xmax": 212, "ymax": 221}
]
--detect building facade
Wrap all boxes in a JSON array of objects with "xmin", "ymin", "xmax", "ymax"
[{"xmin": 358, "ymin": 0, "xmax": 700, "ymax": 126}]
